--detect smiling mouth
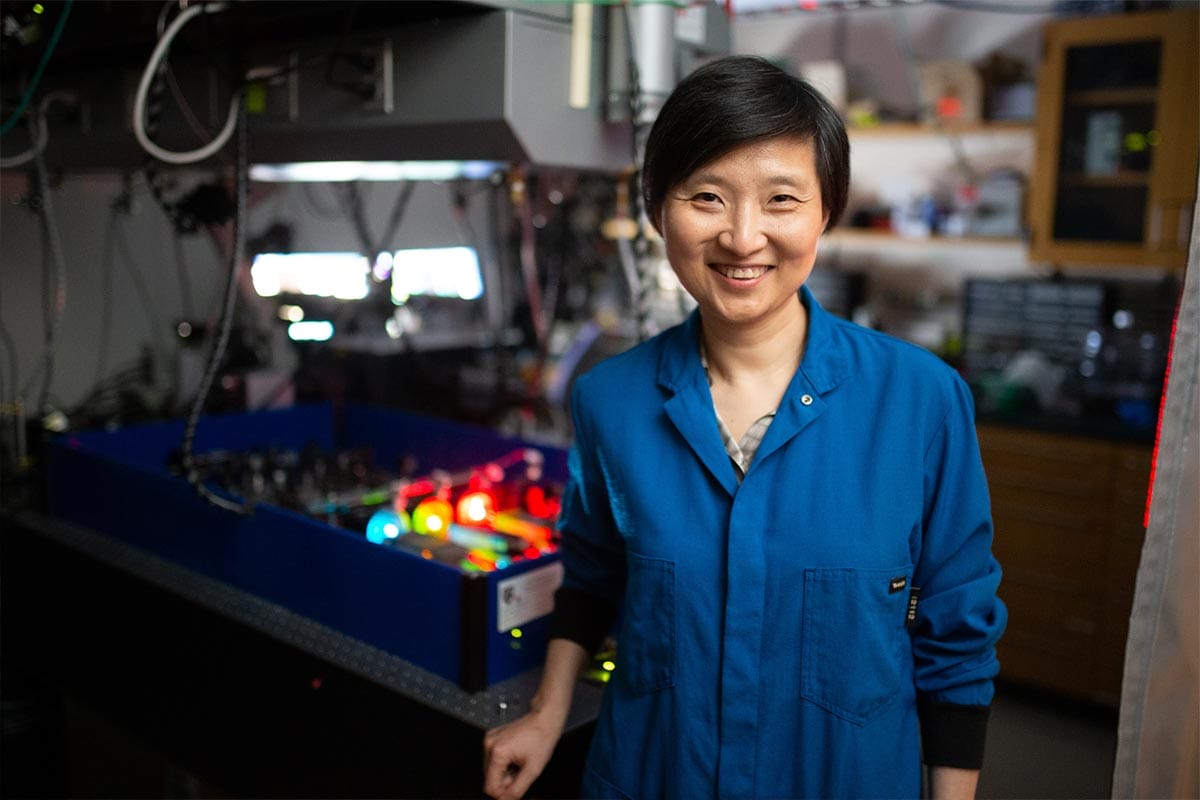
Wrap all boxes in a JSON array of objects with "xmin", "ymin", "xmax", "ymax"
[{"xmin": 712, "ymin": 264, "xmax": 771, "ymax": 280}]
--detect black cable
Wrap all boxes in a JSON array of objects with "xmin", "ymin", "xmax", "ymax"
[
  {"xmin": 0, "ymin": 318, "xmax": 16, "ymax": 407},
  {"xmin": 450, "ymin": 183, "xmax": 484, "ymax": 257},
  {"xmin": 180, "ymin": 93, "xmax": 250, "ymax": 516},
  {"xmin": 94, "ymin": 205, "xmax": 120, "ymax": 388},
  {"xmin": 343, "ymin": 182, "xmax": 375, "ymax": 254},
  {"xmin": 620, "ymin": 1, "xmax": 653, "ymax": 342},
  {"xmin": 299, "ymin": 182, "xmax": 345, "ymax": 219},
  {"xmin": 142, "ymin": 61, "xmax": 193, "ymax": 232},
  {"xmin": 174, "ymin": 230, "xmax": 195, "ymax": 319},
  {"xmin": 30, "ymin": 112, "xmax": 66, "ymax": 417},
  {"xmin": 376, "ymin": 182, "xmax": 415, "ymax": 255},
  {"xmin": 342, "ymin": 180, "xmax": 416, "ymax": 260},
  {"xmin": 323, "ymin": 0, "xmax": 376, "ymax": 101},
  {"xmin": 113, "ymin": 211, "xmax": 172, "ymax": 351},
  {"xmin": 68, "ymin": 361, "xmax": 147, "ymax": 420}
]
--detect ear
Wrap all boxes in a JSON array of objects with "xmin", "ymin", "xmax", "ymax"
[{"xmin": 821, "ymin": 207, "xmax": 831, "ymax": 234}]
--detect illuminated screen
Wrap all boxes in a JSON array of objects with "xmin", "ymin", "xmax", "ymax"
[
  {"xmin": 390, "ymin": 246, "xmax": 483, "ymax": 305},
  {"xmin": 250, "ymin": 252, "xmax": 370, "ymax": 300}
]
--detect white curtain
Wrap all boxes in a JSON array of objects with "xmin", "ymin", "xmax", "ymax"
[{"xmin": 1111, "ymin": 198, "xmax": 1200, "ymax": 799}]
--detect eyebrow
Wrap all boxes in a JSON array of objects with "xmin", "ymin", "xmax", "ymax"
[{"xmin": 683, "ymin": 173, "xmax": 816, "ymax": 191}]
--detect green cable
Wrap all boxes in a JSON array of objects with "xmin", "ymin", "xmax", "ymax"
[{"xmin": 0, "ymin": 0, "xmax": 75, "ymax": 138}]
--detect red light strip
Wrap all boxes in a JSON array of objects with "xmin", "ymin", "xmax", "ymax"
[{"xmin": 1145, "ymin": 296, "xmax": 1182, "ymax": 529}]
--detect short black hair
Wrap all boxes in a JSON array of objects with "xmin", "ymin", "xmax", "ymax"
[{"xmin": 641, "ymin": 55, "xmax": 850, "ymax": 232}]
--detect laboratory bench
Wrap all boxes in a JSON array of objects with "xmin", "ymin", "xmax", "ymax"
[{"xmin": 0, "ymin": 509, "xmax": 600, "ymax": 798}]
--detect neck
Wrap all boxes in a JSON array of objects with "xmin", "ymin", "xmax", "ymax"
[{"xmin": 700, "ymin": 295, "xmax": 808, "ymax": 385}]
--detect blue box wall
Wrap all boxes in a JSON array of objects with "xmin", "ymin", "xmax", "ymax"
[{"xmin": 46, "ymin": 403, "xmax": 567, "ymax": 690}]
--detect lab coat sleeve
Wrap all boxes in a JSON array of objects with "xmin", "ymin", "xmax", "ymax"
[
  {"xmin": 912, "ymin": 375, "xmax": 1008, "ymax": 768},
  {"xmin": 547, "ymin": 376, "xmax": 625, "ymax": 655}
]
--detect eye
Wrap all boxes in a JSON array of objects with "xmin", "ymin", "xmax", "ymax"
[
  {"xmin": 770, "ymin": 194, "xmax": 799, "ymax": 204},
  {"xmin": 692, "ymin": 192, "xmax": 721, "ymax": 204}
]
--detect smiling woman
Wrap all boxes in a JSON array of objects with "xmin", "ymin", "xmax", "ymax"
[
  {"xmin": 659, "ymin": 137, "xmax": 831, "ymax": 442},
  {"xmin": 483, "ymin": 56, "xmax": 1007, "ymax": 800},
  {"xmin": 660, "ymin": 138, "xmax": 826, "ymax": 344}
]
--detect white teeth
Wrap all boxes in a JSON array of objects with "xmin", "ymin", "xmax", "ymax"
[{"xmin": 716, "ymin": 265, "xmax": 768, "ymax": 279}]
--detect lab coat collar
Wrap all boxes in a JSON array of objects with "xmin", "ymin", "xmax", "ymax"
[
  {"xmin": 655, "ymin": 285, "xmax": 848, "ymax": 395},
  {"xmin": 656, "ymin": 286, "xmax": 849, "ymax": 492},
  {"xmin": 657, "ymin": 312, "xmax": 740, "ymax": 495}
]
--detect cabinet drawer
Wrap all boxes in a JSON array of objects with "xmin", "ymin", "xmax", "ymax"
[
  {"xmin": 997, "ymin": 580, "xmax": 1108, "ymax": 700},
  {"xmin": 977, "ymin": 425, "xmax": 1115, "ymax": 466},
  {"xmin": 978, "ymin": 426, "xmax": 1115, "ymax": 498},
  {"xmin": 991, "ymin": 509, "xmax": 1109, "ymax": 594}
]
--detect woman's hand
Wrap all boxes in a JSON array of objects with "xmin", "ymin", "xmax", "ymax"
[
  {"xmin": 482, "ymin": 706, "xmax": 565, "ymax": 800},
  {"xmin": 483, "ymin": 638, "xmax": 589, "ymax": 800}
]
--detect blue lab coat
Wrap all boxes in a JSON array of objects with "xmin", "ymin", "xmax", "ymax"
[{"xmin": 557, "ymin": 288, "xmax": 1007, "ymax": 799}]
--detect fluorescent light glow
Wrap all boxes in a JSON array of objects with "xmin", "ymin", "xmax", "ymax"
[
  {"xmin": 391, "ymin": 246, "xmax": 483, "ymax": 304},
  {"xmin": 278, "ymin": 304, "xmax": 305, "ymax": 322},
  {"xmin": 373, "ymin": 251, "xmax": 394, "ymax": 281},
  {"xmin": 251, "ymin": 252, "xmax": 370, "ymax": 300},
  {"xmin": 288, "ymin": 320, "xmax": 334, "ymax": 342},
  {"xmin": 249, "ymin": 160, "xmax": 506, "ymax": 182}
]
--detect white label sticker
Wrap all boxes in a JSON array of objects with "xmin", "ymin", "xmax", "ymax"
[{"xmin": 496, "ymin": 561, "xmax": 564, "ymax": 633}]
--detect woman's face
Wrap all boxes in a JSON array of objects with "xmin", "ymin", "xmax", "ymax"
[{"xmin": 658, "ymin": 136, "xmax": 829, "ymax": 331}]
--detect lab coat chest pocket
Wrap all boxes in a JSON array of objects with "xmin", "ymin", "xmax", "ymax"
[
  {"xmin": 618, "ymin": 553, "xmax": 676, "ymax": 696},
  {"xmin": 801, "ymin": 566, "xmax": 912, "ymax": 725}
]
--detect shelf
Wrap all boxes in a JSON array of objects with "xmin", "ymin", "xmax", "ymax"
[
  {"xmin": 1058, "ymin": 172, "xmax": 1150, "ymax": 188},
  {"xmin": 846, "ymin": 121, "xmax": 1034, "ymax": 138},
  {"xmin": 1065, "ymin": 88, "xmax": 1158, "ymax": 107},
  {"xmin": 825, "ymin": 229, "xmax": 1027, "ymax": 247}
]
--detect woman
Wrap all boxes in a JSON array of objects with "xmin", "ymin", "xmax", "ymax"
[{"xmin": 484, "ymin": 55, "xmax": 1006, "ymax": 800}]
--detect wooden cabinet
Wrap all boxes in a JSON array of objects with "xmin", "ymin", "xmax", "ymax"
[
  {"xmin": 1028, "ymin": 8, "xmax": 1198, "ymax": 269},
  {"xmin": 977, "ymin": 424, "xmax": 1152, "ymax": 704}
]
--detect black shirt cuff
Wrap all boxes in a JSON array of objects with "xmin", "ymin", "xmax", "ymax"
[
  {"xmin": 918, "ymin": 699, "xmax": 991, "ymax": 769},
  {"xmin": 548, "ymin": 586, "xmax": 618, "ymax": 655}
]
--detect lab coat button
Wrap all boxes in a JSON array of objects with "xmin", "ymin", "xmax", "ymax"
[{"xmin": 801, "ymin": 394, "xmax": 814, "ymax": 406}]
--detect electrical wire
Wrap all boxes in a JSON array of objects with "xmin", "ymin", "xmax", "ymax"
[
  {"xmin": 180, "ymin": 94, "xmax": 250, "ymax": 515},
  {"xmin": 93, "ymin": 204, "xmax": 121, "ymax": 387},
  {"xmin": 132, "ymin": 2, "xmax": 238, "ymax": 165},
  {"xmin": 512, "ymin": 171, "xmax": 548, "ymax": 350},
  {"xmin": 67, "ymin": 358, "xmax": 155, "ymax": 426},
  {"xmin": 375, "ymin": 182, "xmax": 415, "ymax": 256},
  {"xmin": 0, "ymin": 318, "xmax": 18, "ymax": 407},
  {"xmin": 449, "ymin": 183, "xmax": 507, "ymax": 336},
  {"xmin": 112, "ymin": 210, "xmax": 173, "ymax": 367},
  {"xmin": 155, "ymin": 0, "xmax": 215, "ymax": 146},
  {"xmin": 22, "ymin": 112, "xmax": 68, "ymax": 418},
  {"xmin": 166, "ymin": 66, "xmax": 217, "ymax": 144},
  {"xmin": 619, "ymin": 2, "xmax": 655, "ymax": 341},
  {"xmin": 324, "ymin": 0, "xmax": 377, "ymax": 101},
  {"xmin": 0, "ymin": 91, "xmax": 77, "ymax": 169},
  {"xmin": 0, "ymin": 316, "xmax": 13, "ymax": 407},
  {"xmin": 174, "ymin": 231, "xmax": 195, "ymax": 319},
  {"xmin": 0, "ymin": 0, "xmax": 74, "ymax": 137},
  {"xmin": 299, "ymin": 182, "xmax": 345, "ymax": 219},
  {"xmin": 342, "ymin": 180, "xmax": 416, "ymax": 259}
]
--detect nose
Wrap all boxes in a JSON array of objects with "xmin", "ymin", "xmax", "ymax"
[{"xmin": 716, "ymin": 205, "xmax": 768, "ymax": 256}]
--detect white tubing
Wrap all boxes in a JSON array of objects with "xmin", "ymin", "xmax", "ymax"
[{"xmin": 132, "ymin": 2, "xmax": 237, "ymax": 165}]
